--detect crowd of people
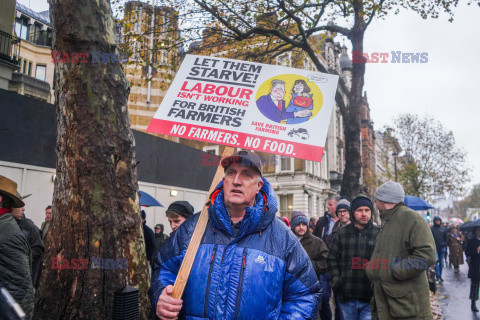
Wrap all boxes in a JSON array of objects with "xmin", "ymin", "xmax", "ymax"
[
  {"xmin": 148, "ymin": 151, "xmax": 438, "ymax": 320},
  {"xmin": 1, "ymin": 149, "xmax": 478, "ymax": 319}
]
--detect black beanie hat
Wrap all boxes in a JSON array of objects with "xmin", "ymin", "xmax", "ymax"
[
  {"xmin": 350, "ymin": 195, "xmax": 374, "ymax": 214},
  {"xmin": 166, "ymin": 201, "xmax": 194, "ymax": 219}
]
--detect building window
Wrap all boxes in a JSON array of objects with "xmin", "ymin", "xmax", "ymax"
[
  {"xmin": 22, "ymin": 60, "xmax": 27, "ymax": 74},
  {"xmin": 35, "ymin": 65, "xmax": 46, "ymax": 81},
  {"xmin": 276, "ymin": 155, "xmax": 294, "ymax": 173},
  {"xmin": 203, "ymin": 145, "xmax": 219, "ymax": 155},
  {"xmin": 28, "ymin": 23, "xmax": 42, "ymax": 43},
  {"xmin": 279, "ymin": 194, "xmax": 293, "ymax": 217},
  {"xmin": 15, "ymin": 17, "xmax": 29, "ymax": 40},
  {"xmin": 27, "ymin": 62, "xmax": 32, "ymax": 76}
]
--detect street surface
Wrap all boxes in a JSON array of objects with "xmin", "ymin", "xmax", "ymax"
[{"xmin": 439, "ymin": 259, "xmax": 478, "ymax": 319}]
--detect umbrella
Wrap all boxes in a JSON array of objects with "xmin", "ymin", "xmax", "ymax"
[
  {"xmin": 459, "ymin": 220, "xmax": 480, "ymax": 233},
  {"xmin": 139, "ymin": 190, "xmax": 163, "ymax": 207},
  {"xmin": 449, "ymin": 217, "xmax": 464, "ymax": 225},
  {"xmin": 404, "ymin": 195, "xmax": 434, "ymax": 211}
]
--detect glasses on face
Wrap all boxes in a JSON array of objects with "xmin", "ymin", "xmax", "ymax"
[{"xmin": 337, "ymin": 209, "xmax": 349, "ymax": 215}]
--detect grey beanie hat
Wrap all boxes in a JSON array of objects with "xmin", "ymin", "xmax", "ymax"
[{"xmin": 374, "ymin": 181, "xmax": 405, "ymax": 204}]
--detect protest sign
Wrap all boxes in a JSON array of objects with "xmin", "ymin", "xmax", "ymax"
[{"xmin": 147, "ymin": 54, "xmax": 339, "ymax": 162}]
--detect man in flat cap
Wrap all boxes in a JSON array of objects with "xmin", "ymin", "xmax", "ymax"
[
  {"xmin": 0, "ymin": 175, "xmax": 34, "ymax": 319},
  {"xmin": 150, "ymin": 150, "xmax": 320, "ymax": 319}
]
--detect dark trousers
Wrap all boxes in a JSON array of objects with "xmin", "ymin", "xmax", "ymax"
[
  {"xmin": 335, "ymin": 298, "xmax": 343, "ymax": 320},
  {"xmin": 319, "ymin": 296, "xmax": 332, "ymax": 320},
  {"xmin": 471, "ymin": 279, "xmax": 480, "ymax": 301},
  {"xmin": 318, "ymin": 294, "xmax": 343, "ymax": 320}
]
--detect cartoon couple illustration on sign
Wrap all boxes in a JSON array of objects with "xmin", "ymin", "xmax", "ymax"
[{"xmin": 256, "ymin": 79, "xmax": 314, "ymax": 124}]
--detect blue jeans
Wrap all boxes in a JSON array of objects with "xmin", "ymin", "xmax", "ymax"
[
  {"xmin": 436, "ymin": 247, "xmax": 447, "ymax": 278},
  {"xmin": 338, "ymin": 299, "xmax": 372, "ymax": 320}
]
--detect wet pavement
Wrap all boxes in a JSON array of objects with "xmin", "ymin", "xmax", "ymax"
[{"xmin": 438, "ymin": 260, "xmax": 480, "ymax": 319}]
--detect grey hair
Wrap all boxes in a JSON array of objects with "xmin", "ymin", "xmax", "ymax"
[
  {"xmin": 327, "ymin": 195, "xmax": 341, "ymax": 202},
  {"xmin": 271, "ymin": 79, "xmax": 285, "ymax": 89}
]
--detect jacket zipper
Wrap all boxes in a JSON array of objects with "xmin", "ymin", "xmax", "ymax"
[
  {"xmin": 233, "ymin": 248, "xmax": 247, "ymax": 320},
  {"xmin": 204, "ymin": 244, "xmax": 218, "ymax": 317}
]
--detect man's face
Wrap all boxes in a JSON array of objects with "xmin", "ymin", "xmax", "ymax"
[
  {"xmin": 155, "ymin": 227, "xmax": 162, "ymax": 234},
  {"xmin": 45, "ymin": 208, "xmax": 52, "ymax": 221},
  {"xmin": 12, "ymin": 207, "xmax": 25, "ymax": 220},
  {"xmin": 294, "ymin": 222, "xmax": 308, "ymax": 237},
  {"xmin": 271, "ymin": 84, "xmax": 285, "ymax": 100},
  {"xmin": 435, "ymin": 220, "xmax": 441, "ymax": 226},
  {"xmin": 327, "ymin": 199, "xmax": 338, "ymax": 216},
  {"xmin": 337, "ymin": 208, "xmax": 350, "ymax": 224},
  {"xmin": 375, "ymin": 199, "xmax": 385, "ymax": 213},
  {"xmin": 168, "ymin": 215, "xmax": 186, "ymax": 232},
  {"xmin": 223, "ymin": 163, "xmax": 263, "ymax": 209},
  {"xmin": 353, "ymin": 206, "xmax": 371, "ymax": 227}
]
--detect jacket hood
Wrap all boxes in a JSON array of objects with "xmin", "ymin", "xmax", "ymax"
[
  {"xmin": 208, "ymin": 177, "xmax": 278, "ymax": 239},
  {"xmin": 433, "ymin": 216, "xmax": 442, "ymax": 224}
]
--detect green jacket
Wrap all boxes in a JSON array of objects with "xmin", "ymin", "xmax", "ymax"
[
  {"xmin": 0, "ymin": 212, "xmax": 34, "ymax": 319},
  {"xmin": 300, "ymin": 232, "xmax": 328, "ymax": 278},
  {"xmin": 365, "ymin": 203, "xmax": 436, "ymax": 320}
]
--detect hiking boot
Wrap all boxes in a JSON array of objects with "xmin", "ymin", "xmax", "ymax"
[{"xmin": 472, "ymin": 300, "xmax": 479, "ymax": 312}]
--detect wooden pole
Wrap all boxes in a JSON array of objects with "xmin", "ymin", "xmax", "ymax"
[{"xmin": 172, "ymin": 146, "xmax": 235, "ymax": 299}]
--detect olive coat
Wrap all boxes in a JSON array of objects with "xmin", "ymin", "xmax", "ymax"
[{"xmin": 365, "ymin": 203, "xmax": 437, "ymax": 320}]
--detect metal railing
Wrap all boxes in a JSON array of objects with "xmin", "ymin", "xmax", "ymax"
[{"xmin": 0, "ymin": 30, "xmax": 21, "ymax": 67}]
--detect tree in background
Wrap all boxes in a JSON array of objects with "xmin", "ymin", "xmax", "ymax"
[
  {"xmin": 390, "ymin": 113, "xmax": 469, "ymax": 199},
  {"xmin": 35, "ymin": 0, "xmax": 149, "ymax": 318},
  {"xmin": 184, "ymin": 0, "xmax": 461, "ymax": 198},
  {"xmin": 455, "ymin": 184, "xmax": 480, "ymax": 219},
  {"xmin": 112, "ymin": 0, "xmax": 464, "ymax": 198}
]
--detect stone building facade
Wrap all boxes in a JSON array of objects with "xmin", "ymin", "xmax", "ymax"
[
  {"xmin": 119, "ymin": 1, "xmax": 180, "ymax": 133},
  {"xmin": 7, "ymin": 2, "xmax": 382, "ymax": 221},
  {"xmin": 10, "ymin": 3, "xmax": 54, "ymax": 102},
  {"xmin": 360, "ymin": 92, "xmax": 376, "ymax": 195}
]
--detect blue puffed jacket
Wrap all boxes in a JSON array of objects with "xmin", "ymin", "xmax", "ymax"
[{"xmin": 150, "ymin": 178, "xmax": 321, "ymax": 319}]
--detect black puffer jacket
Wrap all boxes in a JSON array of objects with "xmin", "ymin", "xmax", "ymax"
[
  {"xmin": 17, "ymin": 216, "xmax": 44, "ymax": 288},
  {"xmin": 0, "ymin": 212, "xmax": 34, "ymax": 319},
  {"xmin": 431, "ymin": 218, "xmax": 448, "ymax": 250}
]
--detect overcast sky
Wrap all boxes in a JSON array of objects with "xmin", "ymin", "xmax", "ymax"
[{"xmin": 18, "ymin": 0, "xmax": 480, "ymax": 200}]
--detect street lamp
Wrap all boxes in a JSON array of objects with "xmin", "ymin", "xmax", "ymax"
[{"xmin": 392, "ymin": 152, "xmax": 398, "ymax": 181}]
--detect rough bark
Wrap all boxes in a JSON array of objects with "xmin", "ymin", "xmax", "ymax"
[
  {"xmin": 340, "ymin": 0, "xmax": 366, "ymax": 199},
  {"xmin": 34, "ymin": 0, "xmax": 149, "ymax": 318},
  {"xmin": 340, "ymin": 31, "xmax": 364, "ymax": 199}
]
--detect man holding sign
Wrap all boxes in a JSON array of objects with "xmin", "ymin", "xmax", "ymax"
[{"xmin": 150, "ymin": 150, "xmax": 321, "ymax": 319}]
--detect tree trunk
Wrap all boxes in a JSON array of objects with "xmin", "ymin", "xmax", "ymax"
[
  {"xmin": 34, "ymin": 0, "xmax": 149, "ymax": 318},
  {"xmin": 340, "ymin": 29, "xmax": 365, "ymax": 199}
]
